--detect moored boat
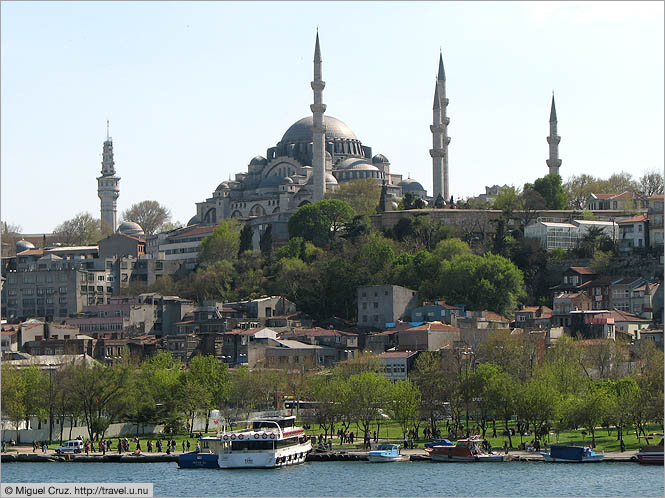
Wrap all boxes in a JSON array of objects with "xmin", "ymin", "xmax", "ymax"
[
  {"xmin": 425, "ymin": 438, "xmax": 506, "ymax": 462},
  {"xmin": 177, "ymin": 451, "xmax": 220, "ymax": 469},
  {"xmin": 636, "ymin": 437, "xmax": 664, "ymax": 465},
  {"xmin": 201, "ymin": 415, "xmax": 312, "ymax": 469},
  {"xmin": 367, "ymin": 444, "xmax": 408, "ymax": 463},
  {"xmin": 541, "ymin": 445, "xmax": 604, "ymax": 463}
]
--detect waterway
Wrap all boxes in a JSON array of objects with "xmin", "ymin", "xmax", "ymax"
[{"xmin": 1, "ymin": 461, "xmax": 663, "ymax": 497}]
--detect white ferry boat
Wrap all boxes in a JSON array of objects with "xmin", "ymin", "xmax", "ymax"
[{"xmin": 201, "ymin": 415, "xmax": 312, "ymax": 469}]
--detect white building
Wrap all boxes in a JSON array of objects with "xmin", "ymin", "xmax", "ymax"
[{"xmin": 524, "ymin": 219, "xmax": 619, "ymax": 250}]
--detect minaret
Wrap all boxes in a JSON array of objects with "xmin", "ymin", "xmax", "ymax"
[
  {"xmin": 97, "ymin": 121, "xmax": 120, "ymax": 232},
  {"xmin": 310, "ymin": 31, "xmax": 327, "ymax": 202},
  {"xmin": 546, "ymin": 94, "xmax": 561, "ymax": 176},
  {"xmin": 430, "ymin": 52, "xmax": 450, "ymax": 201}
]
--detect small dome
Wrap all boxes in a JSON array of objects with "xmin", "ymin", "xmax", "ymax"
[
  {"xmin": 215, "ymin": 181, "xmax": 230, "ymax": 191},
  {"xmin": 249, "ymin": 156, "xmax": 267, "ymax": 166},
  {"xmin": 325, "ymin": 172, "xmax": 338, "ymax": 185},
  {"xmin": 348, "ymin": 162, "xmax": 378, "ymax": 172},
  {"xmin": 187, "ymin": 216, "xmax": 200, "ymax": 226},
  {"xmin": 372, "ymin": 154, "xmax": 390, "ymax": 164},
  {"xmin": 335, "ymin": 158, "xmax": 376, "ymax": 170},
  {"xmin": 16, "ymin": 239, "xmax": 35, "ymax": 253},
  {"xmin": 117, "ymin": 221, "xmax": 145, "ymax": 237},
  {"xmin": 399, "ymin": 178, "xmax": 425, "ymax": 192},
  {"xmin": 281, "ymin": 177, "xmax": 294, "ymax": 185}
]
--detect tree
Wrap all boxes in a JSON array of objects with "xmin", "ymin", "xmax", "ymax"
[
  {"xmin": 2, "ymin": 222, "xmax": 23, "ymax": 254},
  {"xmin": 564, "ymin": 174, "xmax": 599, "ymax": 209},
  {"xmin": 345, "ymin": 371, "xmax": 392, "ymax": 439},
  {"xmin": 239, "ymin": 224, "xmax": 254, "ymax": 255},
  {"xmin": 189, "ymin": 261, "xmax": 235, "ymax": 302},
  {"xmin": 515, "ymin": 368, "xmax": 559, "ymax": 443},
  {"xmin": 560, "ymin": 380, "xmax": 614, "ymax": 447},
  {"xmin": 198, "ymin": 220, "xmax": 241, "ymax": 266},
  {"xmin": 68, "ymin": 361, "xmax": 132, "ymax": 441},
  {"xmin": 433, "ymin": 194, "xmax": 445, "ymax": 209},
  {"xmin": 185, "ymin": 355, "xmax": 231, "ymax": 433},
  {"xmin": 431, "ymin": 252, "xmax": 525, "ymax": 315},
  {"xmin": 326, "ymin": 179, "xmax": 381, "ymax": 217},
  {"xmin": 22, "ymin": 366, "xmax": 48, "ymax": 431},
  {"xmin": 121, "ymin": 200, "xmax": 172, "ymax": 236},
  {"xmin": 1, "ymin": 364, "xmax": 26, "ymax": 432},
  {"xmin": 410, "ymin": 352, "xmax": 446, "ymax": 435},
  {"xmin": 492, "ymin": 186, "xmax": 521, "ymax": 215},
  {"xmin": 53, "ymin": 212, "xmax": 106, "ymax": 245},
  {"xmin": 532, "ymin": 174, "xmax": 567, "ymax": 210},
  {"xmin": 389, "ymin": 380, "xmax": 422, "ymax": 440},
  {"xmin": 259, "ymin": 225, "xmax": 273, "ymax": 260},
  {"xmin": 288, "ymin": 199, "xmax": 355, "ymax": 247},
  {"xmin": 517, "ymin": 189, "xmax": 547, "ymax": 229},
  {"xmin": 638, "ymin": 169, "xmax": 664, "ymax": 196}
]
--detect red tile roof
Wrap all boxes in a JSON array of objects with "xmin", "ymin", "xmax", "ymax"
[
  {"xmin": 610, "ymin": 309, "xmax": 651, "ymax": 322},
  {"xmin": 569, "ymin": 266, "xmax": 596, "ymax": 275},
  {"xmin": 16, "ymin": 249, "xmax": 44, "ymax": 256},
  {"xmin": 406, "ymin": 322, "xmax": 458, "ymax": 332},
  {"xmin": 170, "ymin": 225, "xmax": 217, "ymax": 240},
  {"xmin": 618, "ymin": 214, "xmax": 648, "ymax": 224}
]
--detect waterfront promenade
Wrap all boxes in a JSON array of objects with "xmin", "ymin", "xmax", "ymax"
[{"xmin": 1, "ymin": 442, "xmax": 640, "ymax": 463}]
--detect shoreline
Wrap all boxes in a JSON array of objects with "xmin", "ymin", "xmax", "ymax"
[{"xmin": 0, "ymin": 448, "xmax": 641, "ymax": 464}]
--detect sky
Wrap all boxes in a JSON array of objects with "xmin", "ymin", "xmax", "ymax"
[{"xmin": 2, "ymin": 1, "xmax": 663, "ymax": 233}]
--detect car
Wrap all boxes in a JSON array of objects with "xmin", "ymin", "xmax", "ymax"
[
  {"xmin": 424, "ymin": 438, "xmax": 455, "ymax": 449},
  {"xmin": 55, "ymin": 440, "xmax": 84, "ymax": 454}
]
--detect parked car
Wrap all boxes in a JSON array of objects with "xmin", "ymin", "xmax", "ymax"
[{"xmin": 55, "ymin": 440, "xmax": 84, "ymax": 454}]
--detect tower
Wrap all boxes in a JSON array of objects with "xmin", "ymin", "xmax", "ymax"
[
  {"xmin": 430, "ymin": 52, "xmax": 450, "ymax": 201},
  {"xmin": 97, "ymin": 121, "xmax": 120, "ymax": 232},
  {"xmin": 310, "ymin": 31, "xmax": 327, "ymax": 202},
  {"xmin": 546, "ymin": 94, "xmax": 561, "ymax": 176}
]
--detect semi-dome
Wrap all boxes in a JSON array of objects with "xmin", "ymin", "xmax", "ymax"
[
  {"xmin": 335, "ymin": 158, "xmax": 374, "ymax": 170},
  {"xmin": 258, "ymin": 175, "xmax": 286, "ymax": 189},
  {"xmin": 372, "ymin": 154, "xmax": 390, "ymax": 164},
  {"xmin": 117, "ymin": 221, "xmax": 145, "ymax": 237},
  {"xmin": 215, "ymin": 181, "xmax": 231, "ymax": 191},
  {"xmin": 249, "ymin": 155, "xmax": 267, "ymax": 166},
  {"xmin": 187, "ymin": 215, "xmax": 200, "ymax": 226},
  {"xmin": 325, "ymin": 172, "xmax": 338, "ymax": 185},
  {"xmin": 281, "ymin": 115, "xmax": 358, "ymax": 143},
  {"xmin": 347, "ymin": 162, "xmax": 379, "ymax": 172},
  {"xmin": 399, "ymin": 178, "xmax": 425, "ymax": 192},
  {"xmin": 16, "ymin": 239, "xmax": 35, "ymax": 253}
]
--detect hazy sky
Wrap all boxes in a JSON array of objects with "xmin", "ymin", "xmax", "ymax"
[{"xmin": 2, "ymin": 1, "xmax": 663, "ymax": 233}]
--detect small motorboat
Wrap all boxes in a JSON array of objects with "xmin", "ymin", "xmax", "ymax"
[
  {"xmin": 541, "ymin": 445, "xmax": 604, "ymax": 463},
  {"xmin": 635, "ymin": 437, "xmax": 664, "ymax": 465},
  {"xmin": 426, "ymin": 438, "xmax": 506, "ymax": 462},
  {"xmin": 368, "ymin": 444, "xmax": 408, "ymax": 463},
  {"xmin": 424, "ymin": 438, "xmax": 455, "ymax": 449},
  {"xmin": 177, "ymin": 450, "xmax": 220, "ymax": 469}
]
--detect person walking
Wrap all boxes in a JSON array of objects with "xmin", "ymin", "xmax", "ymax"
[
  {"xmin": 42, "ymin": 442, "xmax": 48, "ymax": 454},
  {"xmin": 182, "ymin": 440, "xmax": 186, "ymax": 453},
  {"xmin": 186, "ymin": 440, "xmax": 190, "ymax": 451}
]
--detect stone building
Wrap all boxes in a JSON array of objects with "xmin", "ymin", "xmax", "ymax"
[
  {"xmin": 97, "ymin": 122, "xmax": 120, "ymax": 232},
  {"xmin": 357, "ymin": 285, "xmax": 419, "ymax": 329}
]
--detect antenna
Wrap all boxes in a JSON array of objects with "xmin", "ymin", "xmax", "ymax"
[{"xmin": 106, "ymin": 120, "xmax": 110, "ymax": 140}]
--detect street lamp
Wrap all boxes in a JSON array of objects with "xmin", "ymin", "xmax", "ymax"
[{"xmin": 47, "ymin": 363, "xmax": 54, "ymax": 443}]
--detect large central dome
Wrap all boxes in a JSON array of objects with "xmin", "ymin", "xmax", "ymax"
[{"xmin": 280, "ymin": 115, "xmax": 358, "ymax": 143}]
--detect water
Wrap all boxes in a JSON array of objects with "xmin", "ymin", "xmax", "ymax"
[{"xmin": 1, "ymin": 461, "xmax": 663, "ymax": 497}]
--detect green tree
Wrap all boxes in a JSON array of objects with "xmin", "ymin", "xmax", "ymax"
[
  {"xmin": 410, "ymin": 352, "xmax": 446, "ymax": 435},
  {"xmin": 121, "ymin": 200, "xmax": 172, "ymax": 235},
  {"xmin": 560, "ymin": 380, "xmax": 614, "ymax": 447},
  {"xmin": 346, "ymin": 371, "xmax": 393, "ymax": 440},
  {"xmin": 515, "ymin": 368, "xmax": 559, "ymax": 443},
  {"xmin": 53, "ymin": 212, "xmax": 107, "ymax": 245},
  {"xmin": 189, "ymin": 261, "xmax": 235, "ymax": 301},
  {"xmin": 198, "ymin": 220, "xmax": 241, "ymax": 265},
  {"xmin": 288, "ymin": 199, "xmax": 356, "ymax": 247},
  {"xmin": 186, "ymin": 355, "xmax": 231, "ymax": 432},
  {"xmin": 259, "ymin": 224, "xmax": 273, "ymax": 260},
  {"xmin": 492, "ymin": 186, "xmax": 521, "ymax": 215},
  {"xmin": 532, "ymin": 173, "xmax": 567, "ymax": 210},
  {"xmin": 22, "ymin": 366, "xmax": 48, "ymax": 431},
  {"xmin": 389, "ymin": 380, "xmax": 422, "ymax": 439},
  {"xmin": 68, "ymin": 361, "xmax": 132, "ymax": 441},
  {"xmin": 1, "ymin": 364, "xmax": 26, "ymax": 432},
  {"xmin": 239, "ymin": 224, "xmax": 254, "ymax": 255},
  {"xmin": 431, "ymin": 252, "xmax": 525, "ymax": 315},
  {"xmin": 433, "ymin": 194, "xmax": 445, "ymax": 208},
  {"xmin": 326, "ymin": 179, "xmax": 381, "ymax": 217}
]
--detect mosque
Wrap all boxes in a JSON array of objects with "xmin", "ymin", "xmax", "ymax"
[{"xmin": 186, "ymin": 33, "xmax": 450, "ymax": 227}]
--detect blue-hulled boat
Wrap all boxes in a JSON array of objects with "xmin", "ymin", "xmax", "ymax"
[
  {"xmin": 177, "ymin": 451, "xmax": 220, "ymax": 468},
  {"xmin": 541, "ymin": 445, "xmax": 604, "ymax": 462}
]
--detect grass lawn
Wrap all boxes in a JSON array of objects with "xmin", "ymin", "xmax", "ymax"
[{"xmin": 44, "ymin": 420, "xmax": 662, "ymax": 453}]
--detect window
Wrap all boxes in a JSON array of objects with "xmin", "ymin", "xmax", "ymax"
[
  {"xmin": 8, "ymin": 289, "xmax": 16, "ymax": 296},
  {"xmin": 23, "ymin": 275, "xmax": 35, "ymax": 284},
  {"xmin": 374, "ymin": 302, "xmax": 378, "ymax": 309},
  {"xmin": 59, "ymin": 287, "xmax": 67, "ymax": 294},
  {"xmin": 362, "ymin": 303, "xmax": 367, "ymax": 310},
  {"xmin": 47, "ymin": 288, "xmax": 55, "ymax": 295},
  {"xmin": 36, "ymin": 288, "xmax": 45, "ymax": 296},
  {"xmin": 59, "ymin": 297, "xmax": 67, "ymax": 304},
  {"xmin": 23, "ymin": 288, "xmax": 34, "ymax": 295},
  {"xmin": 98, "ymin": 275, "xmax": 105, "ymax": 281}
]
